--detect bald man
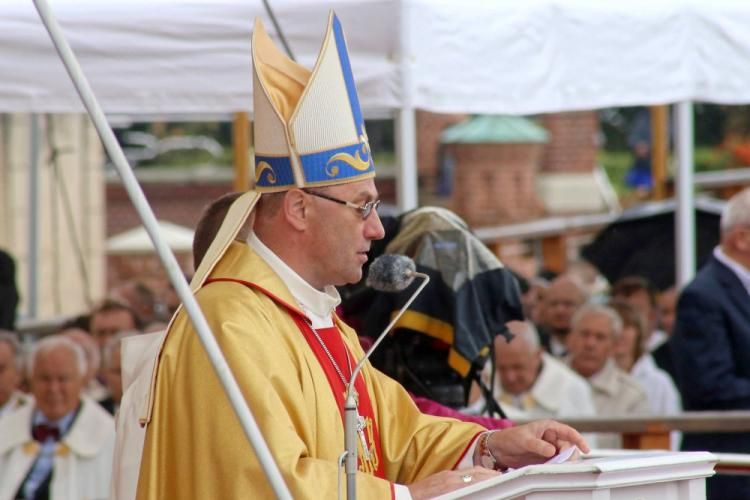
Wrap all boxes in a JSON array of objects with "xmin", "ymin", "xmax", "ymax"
[
  {"xmin": 537, "ymin": 275, "xmax": 589, "ymax": 357},
  {"xmin": 469, "ymin": 321, "xmax": 597, "ymax": 424}
]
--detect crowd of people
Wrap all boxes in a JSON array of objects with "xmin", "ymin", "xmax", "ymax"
[
  {"xmin": 0, "ymin": 188, "xmax": 747, "ymax": 498},
  {"xmin": 0, "ymin": 6, "xmax": 747, "ymax": 497},
  {"xmin": 0, "ymin": 279, "xmax": 177, "ymax": 499},
  {"xmin": 465, "ymin": 186, "xmax": 750, "ymax": 499},
  {"xmin": 466, "ymin": 274, "xmax": 678, "ymax": 450}
]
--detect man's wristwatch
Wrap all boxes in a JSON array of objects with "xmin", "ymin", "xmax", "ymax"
[{"xmin": 478, "ymin": 430, "xmax": 501, "ymax": 470}]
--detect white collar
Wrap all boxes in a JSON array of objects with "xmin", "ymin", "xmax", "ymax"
[
  {"xmin": 714, "ymin": 246, "xmax": 750, "ymax": 297},
  {"xmin": 248, "ymin": 232, "xmax": 340, "ymax": 328},
  {"xmin": 32, "ymin": 405, "xmax": 77, "ymax": 434},
  {"xmin": 586, "ymin": 359, "xmax": 619, "ymax": 396}
]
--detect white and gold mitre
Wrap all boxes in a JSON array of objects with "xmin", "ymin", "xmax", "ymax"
[{"xmin": 252, "ymin": 12, "xmax": 375, "ymax": 192}]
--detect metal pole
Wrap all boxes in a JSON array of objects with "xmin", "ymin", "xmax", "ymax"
[
  {"xmin": 232, "ymin": 111, "xmax": 250, "ymax": 191},
  {"xmin": 27, "ymin": 114, "xmax": 41, "ymax": 319},
  {"xmin": 261, "ymin": 0, "xmax": 295, "ymax": 60},
  {"xmin": 675, "ymin": 101, "xmax": 696, "ymax": 288},
  {"xmin": 31, "ymin": 1, "xmax": 291, "ymax": 498},
  {"xmin": 395, "ymin": 0, "xmax": 418, "ymax": 211}
]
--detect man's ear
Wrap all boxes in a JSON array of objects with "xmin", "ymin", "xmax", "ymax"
[
  {"xmin": 533, "ymin": 347, "xmax": 543, "ymax": 363},
  {"xmin": 283, "ymin": 189, "xmax": 309, "ymax": 231},
  {"xmin": 735, "ymin": 227, "xmax": 750, "ymax": 253}
]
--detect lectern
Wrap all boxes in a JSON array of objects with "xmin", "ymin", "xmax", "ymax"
[{"xmin": 437, "ymin": 451, "xmax": 717, "ymax": 500}]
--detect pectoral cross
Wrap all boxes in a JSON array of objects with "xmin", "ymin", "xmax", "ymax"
[{"xmin": 357, "ymin": 414, "xmax": 370, "ymax": 460}]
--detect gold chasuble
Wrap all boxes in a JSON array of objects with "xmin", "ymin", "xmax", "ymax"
[{"xmin": 136, "ymin": 242, "xmax": 483, "ymax": 499}]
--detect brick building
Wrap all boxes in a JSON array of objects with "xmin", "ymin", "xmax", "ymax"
[
  {"xmin": 540, "ymin": 111, "xmax": 599, "ymax": 173},
  {"xmin": 440, "ymin": 115, "xmax": 549, "ymax": 227}
]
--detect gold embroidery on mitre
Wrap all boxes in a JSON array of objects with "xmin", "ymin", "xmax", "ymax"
[
  {"xmin": 324, "ymin": 128, "xmax": 373, "ymax": 177},
  {"xmin": 255, "ymin": 161, "xmax": 278, "ymax": 185}
]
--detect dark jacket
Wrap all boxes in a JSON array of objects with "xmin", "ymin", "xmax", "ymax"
[
  {"xmin": 672, "ymin": 255, "xmax": 750, "ymax": 412},
  {"xmin": 671, "ymin": 254, "xmax": 750, "ymax": 499}
]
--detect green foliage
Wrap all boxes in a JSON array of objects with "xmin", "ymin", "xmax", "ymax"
[{"xmin": 597, "ymin": 150, "xmax": 632, "ymax": 196}]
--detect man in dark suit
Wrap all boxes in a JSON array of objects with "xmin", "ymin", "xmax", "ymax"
[{"xmin": 671, "ymin": 187, "xmax": 750, "ymax": 500}]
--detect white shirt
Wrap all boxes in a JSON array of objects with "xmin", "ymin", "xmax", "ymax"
[
  {"xmin": 248, "ymin": 232, "xmax": 340, "ymax": 328},
  {"xmin": 646, "ymin": 330, "xmax": 668, "ymax": 352},
  {"xmin": 23, "ymin": 408, "xmax": 78, "ymax": 498},
  {"xmin": 631, "ymin": 354, "xmax": 682, "ymax": 449}
]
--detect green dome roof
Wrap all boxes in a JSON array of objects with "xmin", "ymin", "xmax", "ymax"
[{"xmin": 441, "ymin": 115, "xmax": 549, "ymax": 144}]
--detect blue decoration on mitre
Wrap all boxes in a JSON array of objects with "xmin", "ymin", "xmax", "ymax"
[{"xmin": 252, "ymin": 12, "xmax": 375, "ymax": 192}]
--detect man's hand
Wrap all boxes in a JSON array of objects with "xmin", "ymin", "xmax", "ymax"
[
  {"xmin": 407, "ymin": 467, "xmax": 500, "ymax": 500},
  {"xmin": 484, "ymin": 419, "xmax": 590, "ymax": 470}
]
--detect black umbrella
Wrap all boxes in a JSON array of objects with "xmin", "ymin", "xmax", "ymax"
[{"xmin": 581, "ymin": 198, "xmax": 724, "ymax": 291}]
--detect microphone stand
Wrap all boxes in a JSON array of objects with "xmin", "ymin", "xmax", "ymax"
[
  {"xmin": 345, "ymin": 272, "xmax": 430, "ymax": 500},
  {"xmin": 469, "ymin": 369, "xmax": 507, "ymax": 419}
]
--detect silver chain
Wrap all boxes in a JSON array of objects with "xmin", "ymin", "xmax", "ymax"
[{"xmin": 305, "ymin": 319, "xmax": 354, "ymax": 388}]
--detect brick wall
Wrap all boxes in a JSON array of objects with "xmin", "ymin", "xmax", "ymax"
[
  {"xmin": 448, "ymin": 143, "xmax": 545, "ymax": 227},
  {"xmin": 106, "ymin": 253, "xmax": 193, "ymax": 299},
  {"xmin": 540, "ymin": 111, "xmax": 599, "ymax": 172},
  {"xmin": 106, "ymin": 180, "xmax": 234, "ymax": 237},
  {"xmin": 416, "ymin": 110, "xmax": 468, "ymax": 191}
]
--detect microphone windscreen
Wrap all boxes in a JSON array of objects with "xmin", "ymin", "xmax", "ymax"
[{"xmin": 366, "ymin": 254, "xmax": 416, "ymax": 292}]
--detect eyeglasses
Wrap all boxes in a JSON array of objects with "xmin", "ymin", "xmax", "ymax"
[{"xmin": 303, "ymin": 190, "xmax": 381, "ymax": 220}]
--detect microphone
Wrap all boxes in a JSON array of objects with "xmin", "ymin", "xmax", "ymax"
[
  {"xmin": 344, "ymin": 254, "xmax": 430, "ymax": 500},
  {"xmin": 365, "ymin": 254, "xmax": 417, "ymax": 292}
]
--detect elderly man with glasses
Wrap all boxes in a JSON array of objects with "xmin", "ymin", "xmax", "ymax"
[{"xmin": 0, "ymin": 336, "xmax": 114, "ymax": 499}]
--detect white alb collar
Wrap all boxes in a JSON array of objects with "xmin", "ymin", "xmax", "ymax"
[{"xmin": 248, "ymin": 232, "xmax": 340, "ymax": 328}]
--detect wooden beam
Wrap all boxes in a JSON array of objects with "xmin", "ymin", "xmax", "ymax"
[
  {"xmin": 651, "ymin": 105, "xmax": 669, "ymax": 200},
  {"xmin": 521, "ymin": 411, "xmax": 750, "ymax": 433},
  {"xmin": 623, "ymin": 426, "xmax": 671, "ymax": 451},
  {"xmin": 232, "ymin": 111, "xmax": 250, "ymax": 192},
  {"xmin": 488, "ymin": 242, "xmax": 503, "ymax": 259},
  {"xmin": 541, "ymin": 235, "xmax": 566, "ymax": 274}
]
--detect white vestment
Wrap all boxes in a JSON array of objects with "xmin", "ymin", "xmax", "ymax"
[
  {"xmin": 631, "ymin": 353, "xmax": 682, "ymax": 449},
  {"xmin": 0, "ymin": 390, "xmax": 31, "ymax": 419},
  {"xmin": 110, "ymin": 330, "xmax": 165, "ymax": 500},
  {"xmin": 587, "ymin": 359, "xmax": 651, "ymax": 449},
  {"xmin": 468, "ymin": 352, "xmax": 599, "ymax": 447},
  {"xmin": 472, "ymin": 353, "xmax": 597, "ymax": 420},
  {"xmin": 0, "ymin": 397, "xmax": 115, "ymax": 500}
]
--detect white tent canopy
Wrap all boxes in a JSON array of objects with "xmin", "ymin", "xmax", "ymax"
[
  {"xmin": 2, "ymin": 0, "xmax": 399, "ymax": 114},
  {"xmin": 3, "ymin": 0, "xmax": 750, "ymax": 115},
  {"xmin": 5, "ymin": 0, "xmax": 750, "ymax": 289},
  {"xmin": 106, "ymin": 220, "xmax": 194, "ymax": 255}
]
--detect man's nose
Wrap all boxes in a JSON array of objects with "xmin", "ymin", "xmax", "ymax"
[{"xmin": 365, "ymin": 210, "xmax": 385, "ymax": 240}]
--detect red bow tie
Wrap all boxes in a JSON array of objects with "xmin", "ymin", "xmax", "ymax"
[{"xmin": 32, "ymin": 423, "xmax": 61, "ymax": 442}]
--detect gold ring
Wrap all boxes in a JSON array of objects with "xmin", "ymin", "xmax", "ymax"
[{"xmin": 461, "ymin": 474, "xmax": 473, "ymax": 483}]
